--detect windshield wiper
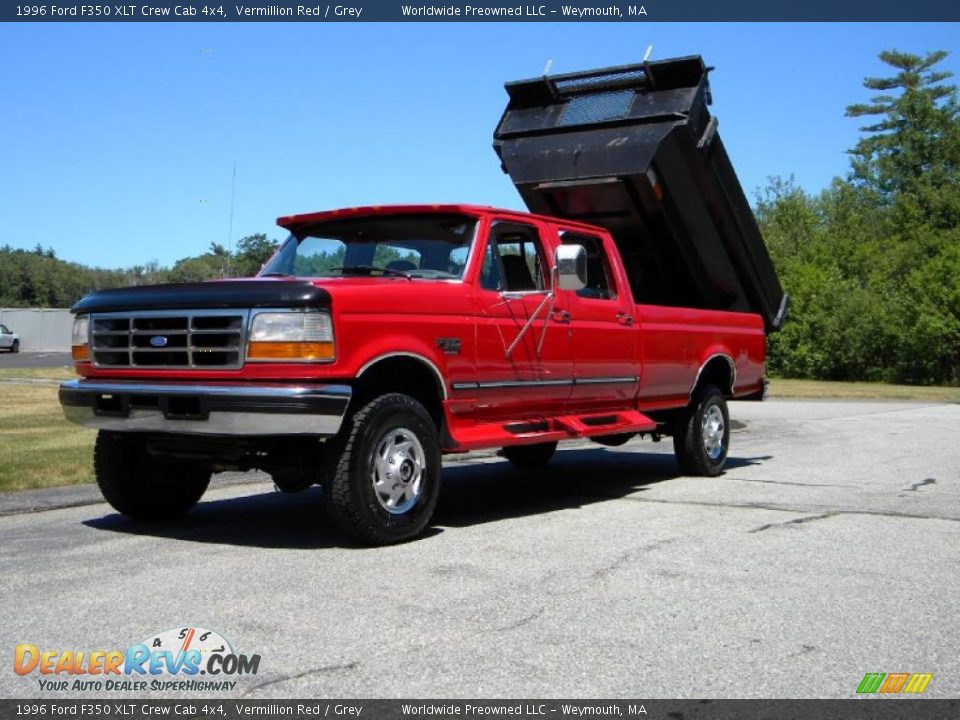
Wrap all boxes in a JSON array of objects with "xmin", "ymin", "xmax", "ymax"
[
  {"xmin": 332, "ymin": 265, "xmax": 413, "ymax": 280},
  {"xmin": 260, "ymin": 271, "xmax": 293, "ymax": 278}
]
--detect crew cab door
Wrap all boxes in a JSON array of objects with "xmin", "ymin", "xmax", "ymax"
[
  {"xmin": 555, "ymin": 229, "xmax": 639, "ymax": 410},
  {"xmin": 0, "ymin": 325, "xmax": 12, "ymax": 349},
  {"xmin": 469, "ymin": 219, "xmax": 574, "ymax": 420}
]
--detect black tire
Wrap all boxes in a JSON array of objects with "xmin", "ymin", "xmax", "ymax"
[
  {"xmin": 94, "ymin": 431, "xmax": 211, "ymax": 520},
  {"xmin": 320, "ymin": 393, "xmax": 441, "ymax": 545},
  {"xmin": 672, "ymin": 385, "xmax": 730, "ymax": 477},
  {"xmin": 270, "ymin": 470, "xmax": 315, "ymax": 493},
  {"xmin": 501, "ymin": 441, "xmax": 558, "ymax": 469},
  {"xmin": 11, "ymin": 340, "xmax": 19, "ymax": 353},
  {"xmin": 592, "ymin": 433, "xmax": 634, "ymax": 447}
]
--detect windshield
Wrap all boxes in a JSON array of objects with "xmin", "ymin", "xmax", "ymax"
[{"xmin": 261, "ymin": 213, "xmax": 477, "ymax": 280}]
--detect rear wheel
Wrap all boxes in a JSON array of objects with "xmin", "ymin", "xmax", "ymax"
[
  {"xmin": 321, "ymin": 393, "xmax": 441, "ymax": 545},
  {"xmin": 672, "ymin": 385, "xmax": 729, "ymax": 477},
  {"xmin": 94, "ymin": 431, "xmax": 211, "ymax": 520},
  {"xmin": 501, "ymin": 441, "xmax": 558, "ymax": 469},
  {"xmin": 10, "ymin": 340, "xmax": 19, "ymax": 353}
]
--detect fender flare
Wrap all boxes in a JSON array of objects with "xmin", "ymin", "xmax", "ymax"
[
  {"xmin": 357, "ymin": 351, "xmax": 448, "ymax": 400},
  {"xmin": 689, "ymin": 353, "xmax": 736, "ymax": 399}
]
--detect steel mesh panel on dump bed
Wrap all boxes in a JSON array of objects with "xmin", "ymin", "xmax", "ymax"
[
  {"xmin": 553, "ymin": 68, "xmax": 648, "ymax": 93},
  {"xmin": 493, "ymin": 55, "xmax": 788, "ymax": 332},
  {"xmin": 558, "ymin": 90, "xmax": 635, "ymax": 126}
]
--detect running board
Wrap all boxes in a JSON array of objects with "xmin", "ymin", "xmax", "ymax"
[
  {"xmin": 450, "ymin": 411, "xmax": 657, "ymax": 451},
  {"xmin": 552, "ymin": 411, "xmax": 656, "ymax": 437}
]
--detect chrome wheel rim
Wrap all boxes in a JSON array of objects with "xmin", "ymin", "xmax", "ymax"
[
  {"xmin": 702, "ymin": 405, "xmax": 725, "ymax": 461},
  {"xmin": 371, "ymin": 427, "xmax": 425, "ymax": 515}
]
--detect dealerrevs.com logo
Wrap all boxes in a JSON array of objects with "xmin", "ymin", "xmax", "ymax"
[{"xmin": 14, "ymin": 626, "xmax": 261, "ymax": 692}]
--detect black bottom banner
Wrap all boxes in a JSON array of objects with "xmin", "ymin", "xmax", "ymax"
[{"xmin": 2, "ymin": 700, "xmax": 957, "ymax": 720}]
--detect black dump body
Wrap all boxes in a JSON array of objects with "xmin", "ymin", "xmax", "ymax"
[{"xmin": 494, "ymin": 55, "xmax": 788, "ymax": 332}]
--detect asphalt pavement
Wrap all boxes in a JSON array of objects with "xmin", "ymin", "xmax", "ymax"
[
  {"xmin": 0, "ymin": 351, "xmax": 71, "ymax": 368},
  {"xmin": 1, "ymin": 399, "xmax": 957, "ymax": 699}
]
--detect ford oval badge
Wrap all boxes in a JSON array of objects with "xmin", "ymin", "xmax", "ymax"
[{"xmin": 149, "ymin": 335, "xmax": 169, "ymax": 348}]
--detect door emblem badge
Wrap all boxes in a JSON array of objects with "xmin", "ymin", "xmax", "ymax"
[{"xmin": 436, "ymin": 337, "xmax": 461, "ymax": 355}]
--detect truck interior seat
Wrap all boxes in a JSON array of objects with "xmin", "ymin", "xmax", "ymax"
[
  {"xmin": 501, "ymin": 254, "xmax": 537, "ymax": 291},
  {"xmin": 386, "ymin": 259, "xmax": 417, "ymax": 272}
]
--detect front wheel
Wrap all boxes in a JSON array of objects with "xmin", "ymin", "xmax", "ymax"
[
  {"xmin": 10, "ymin": 340, "xmax": 19, "ymax": 353},
  {"xmin": 321, "ymin": 393, "xmax": 441, "ymax": 545},
  {"xmin": 94, "ymin": 431, "xmax": 211, "ymax": 520},
  {"xmin": 672, "ymin": 385, "xmax": 730, "ymax": 477}
]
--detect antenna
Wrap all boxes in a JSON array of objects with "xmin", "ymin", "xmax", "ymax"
[
  {"xmin": 642, "ymin": 45, "xmax": 654, "ymax": 62},
  {"xmin": 542, "ymin": 59, "xmax": 553, "ymax": 76},
  {"xmin": 226, "ymin": 162, "xmax": 236, "ymax": 277}
]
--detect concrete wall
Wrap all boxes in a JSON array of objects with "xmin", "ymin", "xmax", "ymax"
[{"xmin": 0, "ymin": 308, "xmax": 73, "ymax": 352}]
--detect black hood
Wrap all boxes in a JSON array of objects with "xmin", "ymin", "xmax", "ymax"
[{"xmin": 71, "ymin": 280, "xmax": 331, "ymax": 314}]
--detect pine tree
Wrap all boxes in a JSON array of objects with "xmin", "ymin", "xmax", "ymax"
[{"xmin": 845, "ymin": 50, "xmax": 960, "ymax": 227}]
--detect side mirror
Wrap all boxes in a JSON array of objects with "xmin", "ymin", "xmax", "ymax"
[{"xmin": 555, "ymin": 244, "xmax": 587, "ymax": 291}]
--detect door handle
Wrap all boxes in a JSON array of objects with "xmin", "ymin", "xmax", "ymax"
[
  {"xmin": 616, "ymin": 312, "xmax": 634, "ymax": 326},
  {"xmin": 551, "ymin": 310, "xmax": 571, "ymax": 323}
]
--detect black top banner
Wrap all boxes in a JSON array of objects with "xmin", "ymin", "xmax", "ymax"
[{"xmin": 3, "ymin": 0, "xmax": 959, "ymax": 21}]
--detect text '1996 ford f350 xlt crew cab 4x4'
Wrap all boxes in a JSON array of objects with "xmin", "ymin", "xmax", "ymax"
[{"xmin": 59, "ymin": 56, "xmax": 788, "ymax": 544}]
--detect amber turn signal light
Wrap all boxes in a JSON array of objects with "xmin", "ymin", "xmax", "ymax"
[
  {"xmin": 247, "ymin": 341, "xmax": 334, "ymax": 361},
  {"xmin": 71, "ymin": 345, "xmax": 90, "ymax": 362}
]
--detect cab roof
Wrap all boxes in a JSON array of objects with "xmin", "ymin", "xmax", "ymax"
[{"xmin": 276, "ymin": 204, "xmax": 609, "ymax": 235}]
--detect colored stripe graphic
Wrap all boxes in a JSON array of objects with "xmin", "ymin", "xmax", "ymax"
[
  {"xmin": 903, "ymin": 673, "xmax": 933, "ymax": 693},
  {"xmin": 857, "ymin": 672, "xmax": 933, "ymax": 694},
  {"xmin": 857, "ymin": 673, "xmax": 885, "ymax": 694},
  {"xmin": 879, "ymin": 673, "xmax": 909, "ymax": 693},
  {"xmin": 180, "ymin": 627, "xmax": 196, "ymax": 653}
]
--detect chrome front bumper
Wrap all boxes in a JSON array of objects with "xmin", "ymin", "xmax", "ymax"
[{"xmin": 59, "ymin": 380, "xmax": 351, "ymax": 436}]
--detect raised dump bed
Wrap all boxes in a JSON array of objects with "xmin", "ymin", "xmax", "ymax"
[{"xmin": 493, "ymin": 55, "xmax": 788, "ymax": 332}]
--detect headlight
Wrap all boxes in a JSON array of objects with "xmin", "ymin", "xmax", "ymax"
[
  {"xmin": 247, "ymin": 311, "xmax": 335, "ymax": 362},
  {"xmin": 71, "ymin": 316, "xmax": 90, "ymax": 362}
]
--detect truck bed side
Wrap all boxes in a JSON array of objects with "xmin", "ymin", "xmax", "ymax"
[{"xmin": 635, "ymin": 304, "xmax": 765, "ymax": 411}]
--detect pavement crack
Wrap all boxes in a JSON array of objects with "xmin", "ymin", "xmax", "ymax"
[
  {"xmin": 495, "ymin": 607, "xmax": 545, "ymax": 632},
  {"xmin": 590, "ymin": 538, "xmax": 677, "ymax": 582},
  {"xmin": 904, "ymin": 478, "xmax": 937, "ymax": 492},
  {"xmin": 241, "ymin": 661, "xmax": 358, "ymax": 696},
  {"xmin": 612, "ymin": 495, "xmax": 960, "ymax": 524},
  {"xmin": 732, "ymin": 477, "xmax": 849, "ymax": 489},
  {"xmin": 749, "ymin": 513, "xmax": 835, "ymax": 533}
]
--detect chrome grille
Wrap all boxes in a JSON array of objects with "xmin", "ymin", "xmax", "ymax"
[{"xmin": 90, "ymin": 310, "xmax": 249, "ymax": 369}]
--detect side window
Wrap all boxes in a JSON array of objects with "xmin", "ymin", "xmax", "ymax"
[
  {"xmin": 480, "ymin": 225, "xmax": 547, "ymax": 292},
  {"xmin": 0, "ymin": 326, "xmax": 7, "ymax": 334},
  {"xmin": 561, "ymin": 233, "xmax": 616, "ymax": 300}
]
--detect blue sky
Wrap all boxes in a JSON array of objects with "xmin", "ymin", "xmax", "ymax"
[{"xmin": 1, "ymin": 22, "xmax": 957, "ymax": 268}]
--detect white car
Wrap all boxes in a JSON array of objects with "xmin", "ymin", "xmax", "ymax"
[{"xmin": 0, "ymin": 324, "xmax": 20, "ymax": 353}]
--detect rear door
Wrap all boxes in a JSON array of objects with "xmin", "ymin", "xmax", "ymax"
[
  {"xmin": 469, "ymin": 218, "xmax": 574, "ymax": 420},
  {"xmin": 555, "ymin": 229, "xmax": 639, "ymax": 410},
  {"xmin": 0, "ymin": 326, "xmax": 11, "ymax": 349}
]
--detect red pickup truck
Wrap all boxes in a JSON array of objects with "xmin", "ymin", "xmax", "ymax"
[{"xmin": 59, "ymin": 56, "xmax": 786, "ymax": 545}]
